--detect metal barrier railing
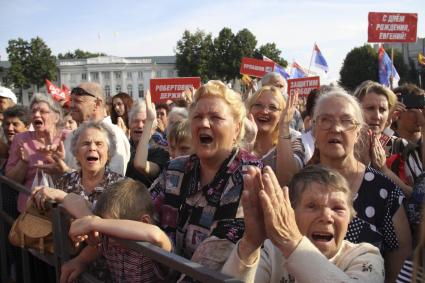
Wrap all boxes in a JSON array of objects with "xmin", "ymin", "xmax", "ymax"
[{"xmin": 0, "ymin": 175, "xmax": 243, "ymax": 283}]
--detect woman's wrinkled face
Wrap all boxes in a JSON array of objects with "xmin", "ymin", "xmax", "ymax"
[
  {"xmin": 76, "ymin": 128, "xmax": 109, "ymax": 173},
  {"xmin": 191, "ymin": 97, "xmax": 240, "ymax": 164},
  {"xmin": 113, "ymin": 98, "xmax": 125, "ymax": 117},
  {"xmin": 295, "ymin": 183, "xmax": 351, "ymax": 259},
  {"xmin": 250, "ymin": 90, "xmax": 282, "ymax": 134},
  {"xmin": 361, "ymin": 92, "xmax": 389, "ymax": 135},
  {"xmin": 313, "ymin": 98, "xmax": 360, "ymax": 160},
  {"xmin": 31, "ymin": 102, "xmax": 59, "ymax": 132}
]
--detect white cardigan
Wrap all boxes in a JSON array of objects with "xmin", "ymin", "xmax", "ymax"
[{"xmin": 222, "ymin": 237, "xmax": 384, "ymax": 283}]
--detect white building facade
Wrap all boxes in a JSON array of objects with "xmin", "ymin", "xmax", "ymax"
[{"xmin": 57, "ymin": 55, "xmax": 177, "ymax": 101}]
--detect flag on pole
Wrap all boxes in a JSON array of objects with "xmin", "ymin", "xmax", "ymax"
[
  {"xmin": 313, "ymin": 43, "xmax": 329, "ymax": 73},
  {"xmin": 262, "ymin": 55, "xmax": 290, "ymax": 79},
  {"xmin": 419, "ymin": 52, "xmax": 425, "ymax": 66},
  {"xmin": 378, "ymin": 47, "xmax": 400, "ymax": 88},
  {"xmin": 290, "ymin": 61, "xmax": 307, "ymax": 79},
  {"xmin": 45, "ymin": 79, "xmax": 67, "ymax": 102}
]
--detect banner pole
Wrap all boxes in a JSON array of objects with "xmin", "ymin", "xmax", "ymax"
[
  {"xmin": 307, "ymin": 43, "xmax": 315, "ymax": 77},
  {"xmin": 390, "ymin": 47, "xmax": 394, "ymax": 90}
]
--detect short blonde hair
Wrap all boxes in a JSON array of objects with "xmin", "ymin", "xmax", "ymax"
[
  {"xmin": 190, "ymin": 80, "xmax": 245, "ymax": 143},
  {"xmin": 167, "ymin": 119, "xmax": 191, "ymax": 145},
  {"xmin": 247, "ymin": 86, "xmax": 286, "ymax": 145},
  {"xmin": 353, "ymin": 80, "xmax": 397, "ymax": 112}
]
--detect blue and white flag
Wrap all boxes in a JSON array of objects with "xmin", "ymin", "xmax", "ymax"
[
  {"xmin": 378, "ymin": 47, "xmax": 400, "ymax": 88},
  {"xmin": 313, "ymin": 44, "xmax": 329, "ymax": 73},
  {"xmin": 290, "ymin": 61, "xmax": 307, "ymax": 79}
]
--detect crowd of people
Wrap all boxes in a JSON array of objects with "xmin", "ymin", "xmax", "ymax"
[{"xmin": 0, "ymin": 73, "xmax": 425, "ymax": 282}]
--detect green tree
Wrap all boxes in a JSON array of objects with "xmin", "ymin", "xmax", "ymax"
[
  {"xmin": 230, "ymin": 29, "xmax": 257, "ymax": 79},
  {"xmin": 58, "ymin": 49, "xmax": 107, "ymax": 59},
  {"xmin": 254, "ymin": 43, "xmax": 288, "ymax": 67},
  {"xmin": 339, "ymin": 45, "xmax": 379, "ymax": 92},
  {"xmin": 211, "ymin": 27, "xmax": 235, "ymax": 81},
  {"xmin": 6, "ymin": 37, "xmax": 57, "ymax": 89},
  {"xmin": 175, "ymin": 30, "xmax": 214, "ymax": 81}
]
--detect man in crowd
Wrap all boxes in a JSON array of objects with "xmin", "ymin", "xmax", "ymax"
[{"xmin": 63, "ymin": 82, "xmax": 130, "ymax": 175}]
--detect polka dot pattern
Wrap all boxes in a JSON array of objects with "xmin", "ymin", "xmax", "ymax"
[{"xmin": 346, "ymin": 167, "xmax": 404, "ymax": 253}]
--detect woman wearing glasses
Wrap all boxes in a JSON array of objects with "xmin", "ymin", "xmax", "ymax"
[
  {"xmin": 5, "ymin": 93, "xmax": 68, "ymax": 213},
  {"xmin": 246, "ymin": 86, "xmax": 303, "ymax": 185},
  {"xmin": 308, "ymin": 89, "xmax": 411, "ymax": 283}
]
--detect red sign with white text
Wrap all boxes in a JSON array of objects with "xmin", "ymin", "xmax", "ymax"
[
  {"xmin": 287, "ymin": 76, "xmax": 320, "ymax": 97},
  {"xmin": 150, "ymin": 77, "xmax": 201, "ymax": 103},
  {"xmin": 368, "ymin": 12, "xmax": 418, "ymax": 43},
  {"xmin": 240, "ymin": 57, "xmax": 275, "ymax": 78}
]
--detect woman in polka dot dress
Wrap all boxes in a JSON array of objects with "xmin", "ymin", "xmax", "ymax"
[{"xmin": 307, "ymin": 89, "xmax": 411, "ymax": 283}]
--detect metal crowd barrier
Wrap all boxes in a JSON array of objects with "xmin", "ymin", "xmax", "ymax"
[{"xmin": 0, "ymin": 175, "xmax": 243, "ymax": 283}]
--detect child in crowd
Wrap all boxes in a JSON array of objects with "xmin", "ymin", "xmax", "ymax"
[
  {"xmin": 63, "ymin": 111, "xmax": 78, "ymax": 131},
  {"xmin": 60, "ymin": 179, "xmax": 171, "ymax": 283},
  {"xmin": 167, "ymin": 119, "xmax": 193, "ymax": 159}
]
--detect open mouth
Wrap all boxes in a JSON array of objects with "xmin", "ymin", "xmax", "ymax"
[
  {"xmin": 33, "ymin": 120, "xmax": 43, "ymax": 126},
  {"xmin": 199, "ymin": 133, "xmax": 213, "ymax": 145},
  {"xmin": 328, "ymin": 138, "xmax": 341, "ymax": 144},
  {"xmin": 133, "ymin": 129, "xmax": 143, "ymax": 134},
  {"xmin": 86, "ymin": 156, "xmax": 99, "ymax": 162},
  {"xmin": 256, "ymin": 116, "xmax": 271, "ymax": 123},
  {"xmin": 311, "ymin": 232, "xmax": 333, "ymax": 242}
]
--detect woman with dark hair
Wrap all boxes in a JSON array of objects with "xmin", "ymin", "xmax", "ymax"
[{"xmin": 111, "ymin": 92, "xmax": 133, "ymax": 135}]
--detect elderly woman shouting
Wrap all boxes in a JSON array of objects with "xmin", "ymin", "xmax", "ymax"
[
  {"xmin": 30, "ymin": 121, "xmax": 124, "ymax": 216},
  {"xmin": 6, "ymin": 93, "xmax": 68, "ymax": 212},
  {"xmin": 150, "ymin": 80, "xmax": 261, "ymax": 271},
  {"xmin": 222, "ymin": 165, "xmax": 384, "ymax": 282}
]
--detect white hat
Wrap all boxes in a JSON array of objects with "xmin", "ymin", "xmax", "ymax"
[{"xmin": 0, "ymin": 86, "xmax": 17, "ymax": 104}]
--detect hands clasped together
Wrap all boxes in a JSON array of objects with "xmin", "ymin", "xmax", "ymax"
[{"xmin": 240, "ymin": 166, "xmax": 302, "ymax": 263}]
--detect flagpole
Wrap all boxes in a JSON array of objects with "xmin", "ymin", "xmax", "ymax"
[
  {"xmin": 307, "ymin": 43, "xmax": 315, "ymax": 77},
  {"xmin": 390, "ymin": 47, "xmax": 394, "ymax": 90}
]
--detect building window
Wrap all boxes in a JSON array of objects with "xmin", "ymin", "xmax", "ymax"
[
  {"xmin": 114, "ymin": 71, "xmax": 121, "ymax": 79},
  {"xmin": 116, "ymin": 85, "xmax": 121, "ymax": 93},
  {"xmin": 105, "ymin": 85, "xmax": 111, "ymax": 98},
  {"xmin": 138, "ymin": 71, "xmax": 143, "ymax": 80},
  {"xmin": 70, "ymin": 73, "xmax": 78, "ymax": 82},
  {"xmin": 102, "ymin": 71, "xmax": 111, "ymax": 81},
  {"xmin": 127, "ymin": 72, "xmax": 133, "ymax": 80},
  {"xmin": 81, "ymin": 73, "xmax": 87, "ymax": 81},
  {"xmin": 90, "ymin": 72, "xmax": 99, "ymax": 81},
  {"xmin": 138, "ymin": 84, "xmax": 144, "ymax": 98},
  {"xmin": 127, "ymin": 84, "xmax": 133, "ymax": 96}
]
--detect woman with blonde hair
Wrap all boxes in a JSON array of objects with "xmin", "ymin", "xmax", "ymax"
[
  {"xmin": 246, "ymin": 85, "xmax": 303, "ymax": 185},
  {"xmin": 150, "ymin": 80, "xmax": 262, "ymax": 273}
]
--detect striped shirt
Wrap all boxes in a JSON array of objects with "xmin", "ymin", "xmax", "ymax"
[{"xmin": 396, "ymin": 258, "xmax": 424, "ymax": 283}]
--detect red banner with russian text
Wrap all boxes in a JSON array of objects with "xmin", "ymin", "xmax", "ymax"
[
  {"xmin": 240, "ymin": 57, "xmax": 275, "ymax": 78},
  {"xmin": 368, "ymin": 12, "xmax": 418, "ymax": 43},
  {"xmin": 287, "ymin": 76, "xmax": 320, "ymax": 97},
  {"xmin": 150, "ymin": 77, "xmax": 201, "ymax": 103}
]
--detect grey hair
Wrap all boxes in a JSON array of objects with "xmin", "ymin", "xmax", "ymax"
[
  {"xmin": 71, "ymin": 121, "xmax": 117, "ymax": 162},
  {"xmin": 30, "ymin": 93, "xmax": 63, "ymax": 123},
  {"xmin": 128, "ymin": 100, "xmax": 147, "ymax": 123},
  {"xmin": 168, "ymin": 107, "xmax": 188, "ymax": 120},
  {"xmin": 261, "ymin": 72, "xmax": 288, "ymax": 95},
  {"xmin": 312, "ymin": 89, "xmax": 365, "ymax": 136}
]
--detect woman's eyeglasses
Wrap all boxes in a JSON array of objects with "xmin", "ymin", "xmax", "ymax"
[
  {"xmin": 251, "ymin": 103, "xmax": 281, "ymax": 113},
  {"xmin": 314, "ymin": 115, "xmax": 360, "ymax": 131}
]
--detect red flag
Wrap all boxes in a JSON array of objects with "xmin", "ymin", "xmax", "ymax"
[
  {"xmin": 61, "ymin": 84, "xmax": 71, "ymax": 108},
  {"xmin": 45, "ymin": 79, "xmax": 67, "ymax": 102}
]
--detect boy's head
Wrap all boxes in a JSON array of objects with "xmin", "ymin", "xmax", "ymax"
[
  {"xmin": 167, "ymin": 119, "xmax": 192, "ymax": 159},
  {"xmin": 3, "ymin": 105, "xmax": 30, "ymax": 144},
  {"xmin": 94, "ymin": 179, "xmax": 154, "ymax": 223}
]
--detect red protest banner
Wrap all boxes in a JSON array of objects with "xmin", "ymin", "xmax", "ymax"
[
  {"xmin": 287, "ymin": 76, "xmax": 320, "ymax": 97},
  {"xmin": 240, "ymin": 57, "xmax": 275, "ymax": 78},
  {"xmin": 150, "ymin": 77, "xmax": 201, "ymax": 103},
  {"xmin": 368, "ymin": 12, "xmax": 418, "ymax": 43}
]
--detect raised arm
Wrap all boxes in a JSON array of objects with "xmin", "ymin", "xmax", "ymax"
[
  {"xmin": 133, "ymin": 90, "xmax": 161, "ymax": 177},
  {"xmin": 69, "ymin": 215, "xmax": 172, "ymax": 252},
  {"xmin": 276, "ymin": 91, "xmax": 301, "ymax": 186}
]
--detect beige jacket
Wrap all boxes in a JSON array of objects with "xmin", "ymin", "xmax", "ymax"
[{"xmin": 222, "ymin": 237, "xmax": 384, "ymax": 283}]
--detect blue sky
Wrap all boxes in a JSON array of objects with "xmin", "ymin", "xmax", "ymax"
[{"xmin": 0, "ymin": 0, "xmax": 423, "ymax": 82}]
